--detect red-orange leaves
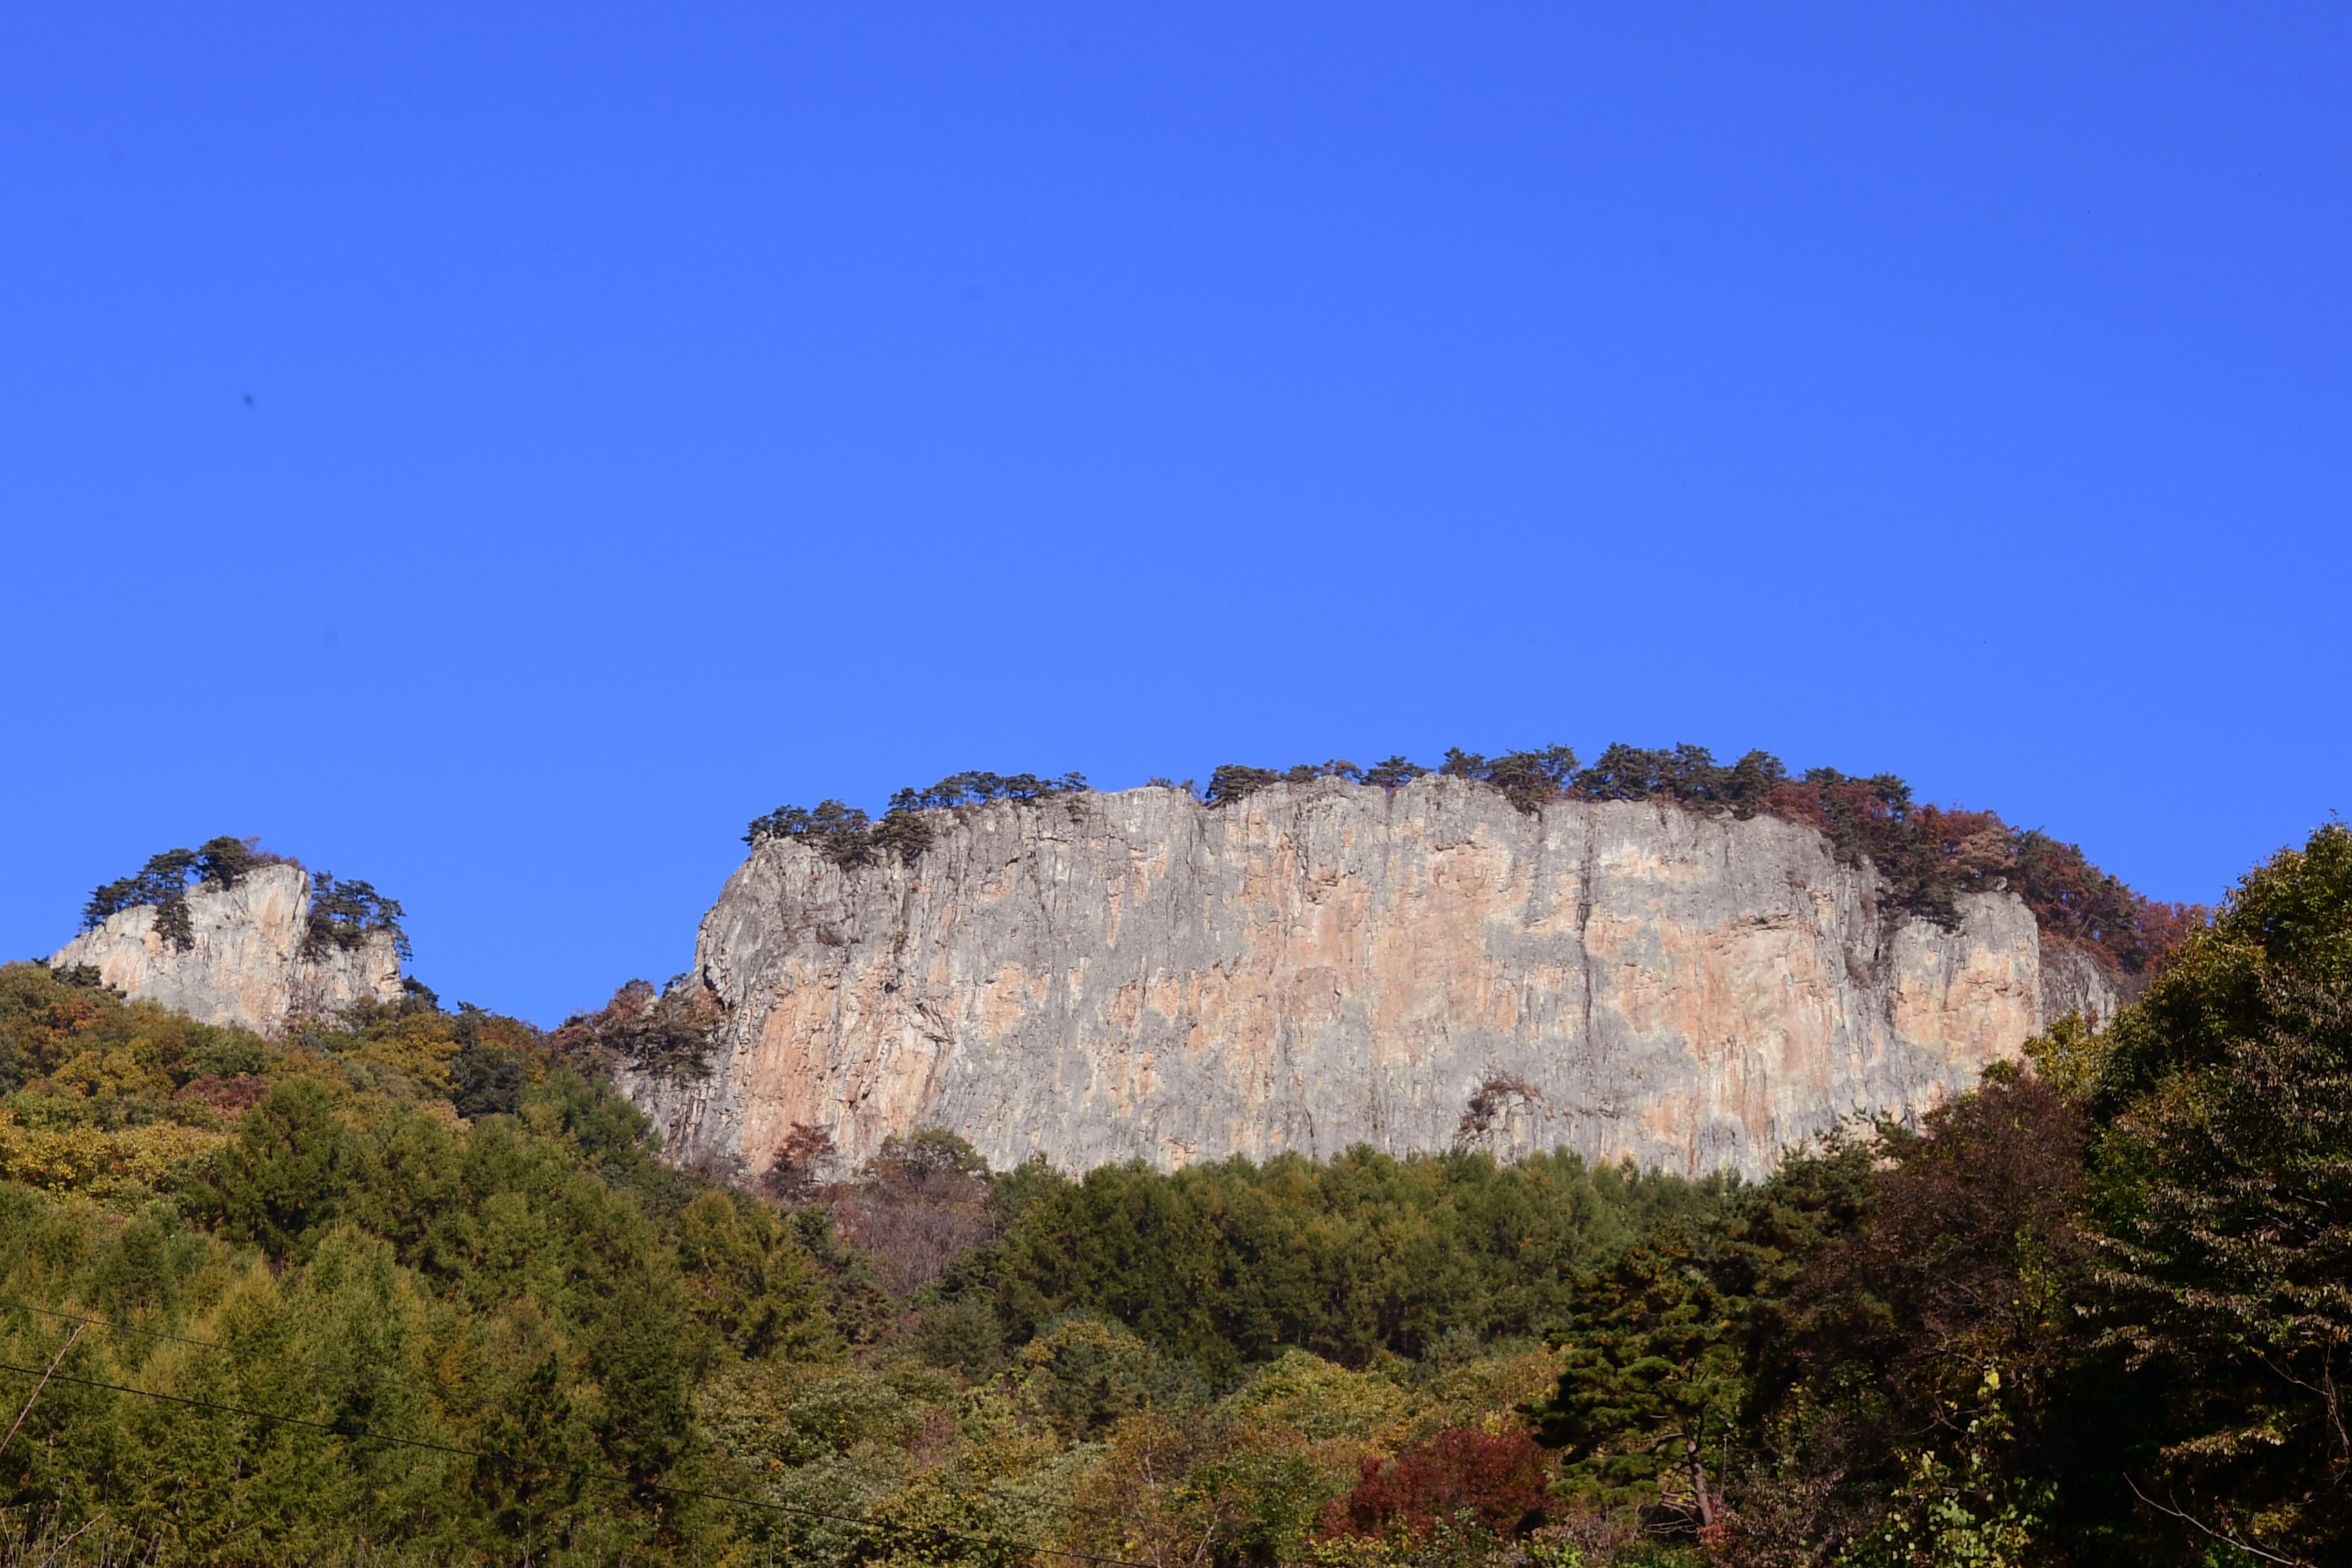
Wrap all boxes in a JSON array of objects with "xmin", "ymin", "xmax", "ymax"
[{"xmin": 1322, "ymin": 1425, "xmax": 1551, "ymax": 1543}]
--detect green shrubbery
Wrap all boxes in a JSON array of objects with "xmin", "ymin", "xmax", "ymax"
[
  {"xmin": 0, "ymin": 963, "xmax": 827, "ymax": 1562},
  {"xmin": 889, "ymin": 771, "xmax": 1090, "ymax": 811},
  {"xmin": 551, "ymin": 975, "xmax": 723, "ymax": 1080}
]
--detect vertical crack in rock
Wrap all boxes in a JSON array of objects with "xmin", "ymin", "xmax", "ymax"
[{"xmin": 1575, "ymin": 807, "xmax": 1602, "ymax": 1129}]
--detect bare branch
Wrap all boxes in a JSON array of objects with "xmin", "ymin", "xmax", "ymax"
[{"xmin": 2124, "ymin": 1473, "xmax": 2306, "ymax": 1567}]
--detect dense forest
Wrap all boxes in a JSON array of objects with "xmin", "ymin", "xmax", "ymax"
[
  {"xmin": 4, "ymin": 821, "xmax": 2343, "ymax": 1564},
  {"xmin": 745, "ymin": 747, "xmax": 2201, "ymax": 982}
]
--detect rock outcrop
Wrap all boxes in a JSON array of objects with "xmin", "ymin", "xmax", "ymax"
[
  {"xmin": 50, "ymin": 863, "xmax": 404, "ymax": 1034},
  {"xmin": 2035, "ymin": 936, "xmax": 2133, "ymax": 1032},
  {"xmin": 626, "ymin": 778, "xmax": 2119, "ymax": 1181}
]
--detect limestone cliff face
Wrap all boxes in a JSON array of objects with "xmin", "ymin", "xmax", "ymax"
[
  {"xmin": 631, "ymin": 779, "xmax": 2117, "ymax": 1180},
  {"xmin": 50, "ymin": 863, "xmax": 403, "ymax": 1035}
]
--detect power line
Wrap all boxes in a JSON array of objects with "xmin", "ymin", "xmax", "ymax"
[
  {"xmin": 0, "ymin": 1299, "xmax": 448, "ymax": 1403},
  {"xmin": 0, "ymin": 1342, "xmax": 1151, "ymax": 1568},
  {"xmin": 0, "ymin": 1322, "xmax": 81, "ymax": 1460}
]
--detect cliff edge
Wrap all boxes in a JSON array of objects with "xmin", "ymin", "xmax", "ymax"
[
  {"xmin": 50, "ymin": 862, "xmax": 404, "ymax": 1034},
  {"xmin": 625, "ymin": 777, "xmax": 2118, "ymax": 1181}
]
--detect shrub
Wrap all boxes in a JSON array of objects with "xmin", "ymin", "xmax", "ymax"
[
  {"xmin": 756, "ymin": 1121, "xmax": 841, "ymax": 1202},
  {"xmin": 183, "ymin": 1075, "xmax": 358, "ymax": 1260},
  {"xmin": 1323, "ymin": 1426, "xmax": 1551, "ymax": 1542},
  {"xmin": 1572, "ymin": 742, "xmax": 1787, "ymax": 815},
  {"xmin": 1228, "ymin": 1349, "xmax": 1408, "ymax": 1441},
  {"xmin": 1015, "ymin": 1315, "xmax": 1202, "ymax": 1437},
  {"xmin": 450, "ymin": 1034, "xmax": 527, "ymax": 1118},
  {"xmin": 1208, "ymin": 760, "xmax": 1366, "ymax": 804},
  {"xmin": 77, "ymin": 839, "xmax": 407, "ymax": 963},
  {"xmin": 868, "ymin": 806, "xmax": 935, "ymax": 861},
  {"xmin": 1418, "ymin": 741, "xmax": 2197, "ymax": 970},
  {"xmin": 915, "ymin": 1294, "xmax": 1005, "ymax": 1375},
  {"xmin": 553, "ymin": 975, "xmax": 723, "ymax": 1080},
  {"xmin": 828, "ymin": 1129, "xmax": 997, "ymax": 1295},
  {"xmin": 1760, "ymin": 770, "xmax": 2202, "ymax": 965},
  {"xmin": 2073, "ymin": 824, "xmax": 2352, "ymax": 1558},
  {"xmin": 985, "ymin": 1147, "xmax": 1679, "ymax": 1381}
]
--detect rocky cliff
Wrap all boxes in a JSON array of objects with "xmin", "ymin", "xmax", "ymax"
[
  {"xmin": 50, "ymin": 863, "xmax": 404, "ymax": 1034},
  {"xmin": 627, "ymin": 778, "xmax": 2119, "ymax": 1181}
]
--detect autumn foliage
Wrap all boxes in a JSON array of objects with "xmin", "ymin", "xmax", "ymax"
[
  {"xmin": 3, "ymin": 821, "xmax": 2346, "ymax": 1565},
  {"xmin": 1324, "ymin": 1426, "xmax": 1551, "ymax": 1542}
]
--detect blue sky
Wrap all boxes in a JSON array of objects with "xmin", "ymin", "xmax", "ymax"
[{"xmin": 5, "ymin": 5, "xmax": 2346, "ymax": 1023}]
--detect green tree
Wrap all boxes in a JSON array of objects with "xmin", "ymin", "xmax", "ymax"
[
  {"xmin": 583, "ymin": 1273, "xmax": 697, "ymax": 1484},
  {"xmin": 676, "ymin": 1188, "xmax": 838, "ymax": 1360},
  {"xmin": 1014, "ymin": 1314, "xmax": 1200, "ymax": 1438},
  {"xmin": 1360, "ymin": 754, "xmax": 1429, "ymax": 789},
  {"xmin": 1440, "ymin": 745, "xmax": 1580, "ymax": 813},
  {"xmin": 1206, "ymin": 764, "xmax": 1284, "ymax": 805},
  {"xmin": 190, "ymin": 1077, "xmax": 358, "ymax": 1261},
  {"xmin": 1731, "ymin": 1076, "xmax": 2091, "ymax": 1563},
  {"xmin": 1538, "ymin": 1223, "xmax": 1747, "ymax": 1533},
  {"xmin": 2085, "ymin": 823, "xmax": 2352, "ymax": 1563},
  {"xmin": 301, "ymin": 871, "xmax": 410, "ymax": 960}
]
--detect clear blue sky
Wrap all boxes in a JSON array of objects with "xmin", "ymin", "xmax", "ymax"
[{"xmin": 5, "ymin": 5, "xmax": 2346, "ymax": 1023}]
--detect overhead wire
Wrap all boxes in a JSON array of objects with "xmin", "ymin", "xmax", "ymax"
[
  {"xmin": 1, "ymin": 1298, "xmax": 450, "ymax": 1402},
  {"xmin": 0, "ymin": 1311, "xmax": 1152, "ymax": 1568}
]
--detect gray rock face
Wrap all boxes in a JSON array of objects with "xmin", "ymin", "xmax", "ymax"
[
  {"xmin": 628, "ymin": 779, "xmax": 2118, "ymax": 1181},
  {"xmin": 2037, "ymin": 936, "xmax": 2135, "ymax": 1031},
  {"xmin": 49, "ymin": 863, "xmax": 403, "ymax": 1035}
]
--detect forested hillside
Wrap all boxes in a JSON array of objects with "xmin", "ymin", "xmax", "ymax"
[{"xmin": 3, "ymin": 822, "xmax": 2347, "ymax": 1565}]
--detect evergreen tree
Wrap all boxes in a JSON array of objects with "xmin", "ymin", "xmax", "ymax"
[{"xmin": 1538, "ymin": 1222, "xmax": 1747, "ymax": 1532}]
